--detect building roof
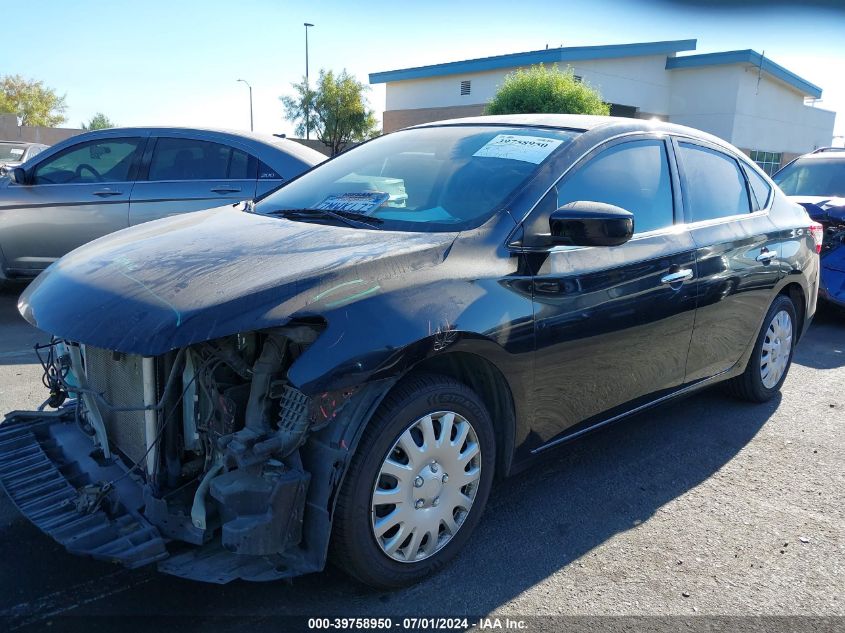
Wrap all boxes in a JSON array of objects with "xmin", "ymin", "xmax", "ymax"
[
  {"xmin": 369, "ymin": 39, "xmax": 698, "ymax": 84},
  {"xmin": 665, "ymin": 50, "xmax": 822, "ymax": 98}
]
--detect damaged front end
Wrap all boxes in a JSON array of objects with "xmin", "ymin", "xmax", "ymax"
[
  {"xmin": 801, "ymin": 199, "xmax": 845, "ymax": 307},
  {"xmin": 0, "ymin": 325, "xmax": 384, "ymax": 583}
]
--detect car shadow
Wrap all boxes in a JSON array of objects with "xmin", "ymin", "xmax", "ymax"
[
  {"xmin": 792, "ymin": 302, "xmax": 845, "ymax": 370},
  {"xmin": 0, "ymin": 283, "xmax": 43, "ymax": 366},
  {"xmin": 28, "ymin": 386, "xmax": 776, "ymax": 627}
]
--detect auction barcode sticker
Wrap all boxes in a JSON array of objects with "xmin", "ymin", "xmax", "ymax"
[
  {"xmin": 472, "ymin": 134, "xmax": 564, "ymax": 164},
  {"xmin": 315, "ymin": 192, "xmax": 389, "ymax": 213}
]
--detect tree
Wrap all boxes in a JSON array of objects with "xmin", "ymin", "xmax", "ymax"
[
  {"xmin": 485, "ymin": 65, "xmax": 610, "ymax": 116},
  {"xmin": 81, "ymin": 113, "xmax": 116, "ymax": 130},
  {"xmin": 282, "ymin": 69, "xmax": 378, "ymax": 156},
  {"xmin": 280, "ymin": 77, "xmax": 317, "ymax": 140},
  {"xmin": 0, "ymin": 75, "xmax": 68, "ymax": 126}
]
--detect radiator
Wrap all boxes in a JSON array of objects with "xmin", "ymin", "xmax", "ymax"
[{"xmin": 83, "ymin": 346, "xmax": 151, "ymax": 464}]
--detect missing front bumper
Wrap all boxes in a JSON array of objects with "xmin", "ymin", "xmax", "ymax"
[
  {"xmin": 0, "ymin": 409, "xmax": 167, "ymax": 568},
  {"xmin": 0, "ymin": 409, "xmax": 321, "ymax": 583}
]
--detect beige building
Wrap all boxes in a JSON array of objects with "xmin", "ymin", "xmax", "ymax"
[{"xmin": 369, "ymin": 39, "xmax": 836, "ymax": 174}]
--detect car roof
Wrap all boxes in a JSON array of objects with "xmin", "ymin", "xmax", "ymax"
[
  {"xmin": 408, "ymin": 113, "xmax": 731, "ymax": 147},
  {"xmin": 0, "ymin": 140, "xmax": 47, "ymax": 147},
  {"xmin": 793, "ymin": 151, "xmax": 845, "ymax": 161},
  {"xmin": 37, "ymin": 126, "xmax": 326, "ymax": 169}
]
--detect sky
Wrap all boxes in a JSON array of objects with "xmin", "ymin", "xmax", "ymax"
[{"xmin": 6, "ymin": 0, "xmax": 845, "ymax": 140}]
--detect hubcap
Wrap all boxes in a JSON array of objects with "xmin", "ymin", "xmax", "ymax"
[
  {"xmin": 760, "ymin": 309, "xmax": 793, "ymax": 388},
  {"xmin": 370, "ymin": 411, "xmax": 482, "ymax": 563}
]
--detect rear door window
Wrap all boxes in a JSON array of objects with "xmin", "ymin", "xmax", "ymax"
[
  {"xmin": 743, "ymin": 164, "xmax": 772, "ymax": 210},
  {"xmin": 32, "ymin": 138, "xmax": 143, "ymax": 184},
  {"xmin": 556, "ymin": 139, "xmax": 675, "ymax": 234},
  {"xmin": 148, "ymin": 137, "xmax": 251, "ymax": 181},
  {"xmin": 677, "ymin": 142, "xmax": 751, "ymax": 222},
  {"xmin": 258, "ymin": 161, "xmax": 281, "ymax": 179}
]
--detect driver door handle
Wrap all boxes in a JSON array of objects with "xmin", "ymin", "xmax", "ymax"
[
  {"xmin": 92, "ymin": 189, "xmax": 123, "ymax": 197},
  {"xmin": 210, "ymin": 186, "xmax": 241, "ymax": 194},
  {"xmin": 661, "ymin": 269, "xmax": 694, "ymax": 284},
  {"xmin": 756, "ymin": 249, "xmax": 777, "ymax": 263}
]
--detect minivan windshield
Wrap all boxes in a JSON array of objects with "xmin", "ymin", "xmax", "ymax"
[
  {"xmin": 254, "ymin": 125, "xmax": 579, "ymax": 231},
  {"xmin": 0, "ymin": 143, "xmax": 27, "ymax": 163},
  {"xmin": 774, "ymin": 158, "xmax": 845, "ymax": 197}
]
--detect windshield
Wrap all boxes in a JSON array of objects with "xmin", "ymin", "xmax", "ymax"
[
  {"xmin": 254, "ymin": 125, "xmax": 579, "ymax": 231},
  {"xmin": 0, "ymin": 143, "xmax": 27, "ymax": 163},
  {"xmin": 774, "ymin": 158, "xmax": 845, "ymax": 197}
]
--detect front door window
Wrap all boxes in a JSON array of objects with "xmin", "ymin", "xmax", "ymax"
[{"xmin": 32, "ymin": 138, "xmax": 143, "ymax": 184}]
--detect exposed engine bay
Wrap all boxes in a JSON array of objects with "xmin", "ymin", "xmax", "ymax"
[
  {"xmin": 817, "ymin": 215, "xmax": 845, "ymax": 257},
  {"xmin": 801, "ymin": 199, "xmax": 845, "ymax": 254},
  {"xmin": 802, "ymin": 199, "xmax": 845, "ymax": 306},
  {"xmin": 0, "ymin": 324, "xmax": 386, "ymax": 583}
]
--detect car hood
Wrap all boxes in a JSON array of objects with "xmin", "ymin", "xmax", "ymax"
[
  {"xmin": 789, "ymin": 195, "xmax": 845, "ymax": 223},
  {"xmin": 19, "ymin": 205, "xmax": 458, "ymax": 355}
]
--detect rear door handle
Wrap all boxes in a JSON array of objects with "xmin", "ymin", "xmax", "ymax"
[
  {"xmin": 661, "ymin": 269, "xmax": 694, "ymax": 284},
  {"xmin": 210, "ymin": 186, "xmax": 241, "ymax": 194},
  {"xmin": 92, "ymin": 189, "xmax": 123, "ymax": 197},
  {"xmin": 756, "ymin": 250, "xmax": 777, "ymax": 263}
]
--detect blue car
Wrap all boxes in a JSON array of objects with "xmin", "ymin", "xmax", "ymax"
[{"xmin": 774, "ymin": 148, "xmax": 845, "ymax": 309}]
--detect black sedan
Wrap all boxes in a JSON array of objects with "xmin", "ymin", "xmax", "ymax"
[{"xmin": 1, "ymin": 114, "xmax": 820, "ymax": 590}]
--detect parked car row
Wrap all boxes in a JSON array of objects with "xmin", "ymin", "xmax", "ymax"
[
  {"xmin": 0, "ymin": 127, "xmax": 324, "ymax": 282},
  {"xmin": 0, "ymin": 114, "xmax": 821, "ymax": 590}
]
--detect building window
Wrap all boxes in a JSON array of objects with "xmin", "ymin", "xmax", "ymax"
[
  {"xmin": 460, "ymin": 80, "xmax": 471, "ymax": 96},
  {"xmin": 750, "ymin": 150, "xmax": 782, "ymax": 176}
]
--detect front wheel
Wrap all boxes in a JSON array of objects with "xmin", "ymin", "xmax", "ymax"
[
  {"xmin": 330, "ymin": 373, "xmax": 495, "ymax": 589},
  {"xmin": 726, "ymin": 294, "xmax": 797, "ymax": 402}
]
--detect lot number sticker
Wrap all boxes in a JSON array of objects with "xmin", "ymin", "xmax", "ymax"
[
  {"xmin": 473, "ymin": 134, "xmax": 564, "ymax": 164},
  {"xmin": 315, "ymin": 192, "xmax": 389, "ymax": 213}
]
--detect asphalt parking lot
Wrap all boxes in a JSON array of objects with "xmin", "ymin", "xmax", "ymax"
[{"xmin": 0, "ymin": 285, "xmax": 842, "ymax": 631}]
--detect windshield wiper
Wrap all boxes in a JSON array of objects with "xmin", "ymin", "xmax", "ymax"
[{"xmin": 267, "ymin": 208, "xmax": 384, "ymax": 229}]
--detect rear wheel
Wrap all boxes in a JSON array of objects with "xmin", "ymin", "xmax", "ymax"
[
  {"xmin": 330, "ymin": 373, "xmax": 495, "ymax": 589},
  {"xmin": 726, "ymin": 294, "xmax": 797, "ymax": 402}
]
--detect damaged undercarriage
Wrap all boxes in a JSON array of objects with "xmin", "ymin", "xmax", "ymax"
[{"xmin": 0, "ymin": 325, "xmax": 388, "ymax": 583}]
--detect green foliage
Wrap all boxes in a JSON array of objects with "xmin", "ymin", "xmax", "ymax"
[
  {"xmin": 282, "ymin": 69, "xmax": 378, "ymax": 156},
  {"xmin": 280, "ymin": 77, "xmax": 317, "ymax": 139},
  {"xmin": 485, "ymin": 65, "xmax": 610, "ymax": 116},
  {"xmin": 0, "ymin": 75, "xmax": 68, "ymax": 126},
  {"xmin": 81, "ymin": 112, "xmax": 116, "ymax": 130}
]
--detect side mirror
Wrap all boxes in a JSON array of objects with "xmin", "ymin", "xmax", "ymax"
[
  {"xmin": 11, "ymin": 167, "xmax": 28, "ymax": 185},
  {"xmin": 549, "ymin": 201, "xmax": 634, "ymax": 247}
]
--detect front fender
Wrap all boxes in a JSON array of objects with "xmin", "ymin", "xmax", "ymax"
[{"xmin": 286, "ymin": 275, "xmax": 535, "ymax": 398}]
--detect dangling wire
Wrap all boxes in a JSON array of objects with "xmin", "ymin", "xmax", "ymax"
[
  {"xmin": 82, "ymin": 363, "xmax": 209, "ymax": 514},
  {"xmin": 34, "ymin": 338, "xmax": 70, "ymax": 411}
]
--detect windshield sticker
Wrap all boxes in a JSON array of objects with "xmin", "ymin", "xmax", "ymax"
[
  {"xmin": 9, "ymin": 148, "xmax": 24, "ymax": 157},
  {"xmin": 315, "ymin": 192, "xmax": 389, "ymax": 213},
  {"xmin": 473, "ymin": 134, "xmax": 564, "ymax": 164}
]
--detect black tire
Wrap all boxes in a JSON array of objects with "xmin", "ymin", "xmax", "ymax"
[
  {"xmin": 725, "ymin": 294, "xmax": 798, "ymax": 402},
  {"xmin": 330, "ymin": 372, "xmax": 496, "ymax": 589}
]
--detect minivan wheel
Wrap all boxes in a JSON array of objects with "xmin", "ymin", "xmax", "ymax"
[
  {"xmin": 726, "ymin": 294, "xmax": 797, "ymax": 402},
  {"xmin": 330, "ymin": 373, "xmax": 495, "ymax": 589}
]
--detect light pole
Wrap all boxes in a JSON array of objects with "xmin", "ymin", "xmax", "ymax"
[
  {"xmin": 304, "ymin": 22, "xmax": 314, "ymax": 140},
  {"xmin": 236, "ymin": 79, "xmax": 253, "ymax": 132}
]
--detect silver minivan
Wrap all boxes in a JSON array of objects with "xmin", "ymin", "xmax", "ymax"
[
  {"xmin": 0, "ymin": 141, "xmax": 49, "ymax": 176},
  {"xmin": 0, "ymin": 127, "xmax": 325, "ymax": 282}
]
